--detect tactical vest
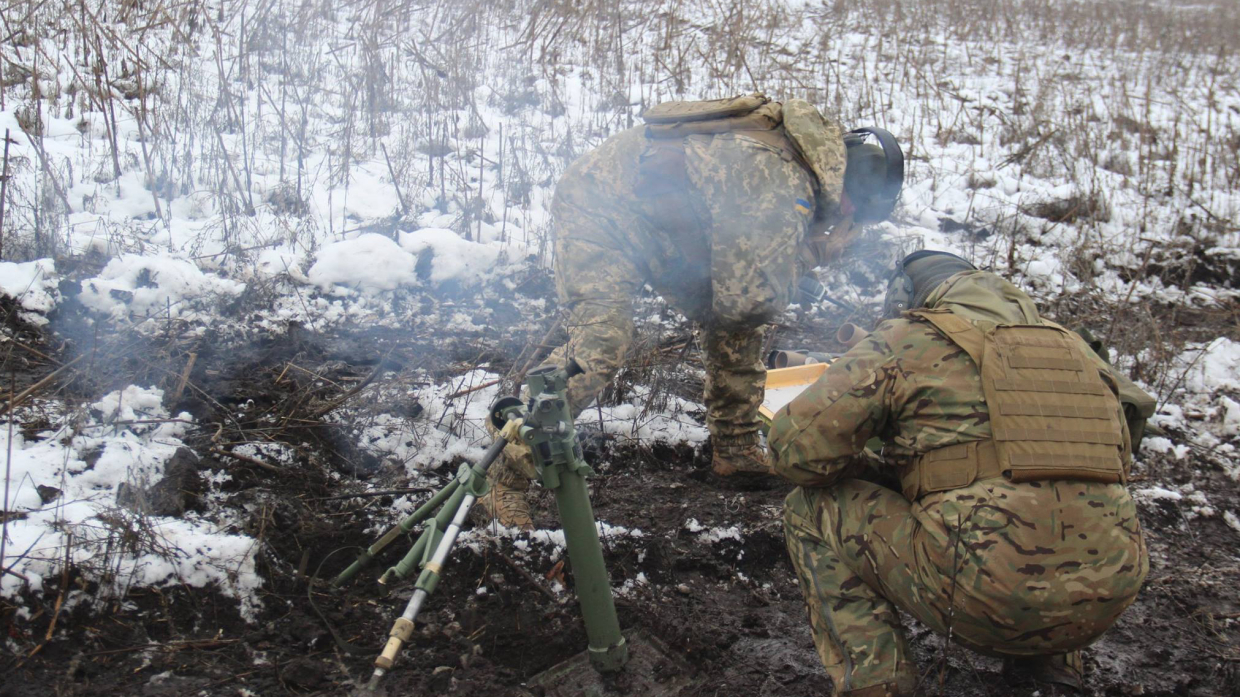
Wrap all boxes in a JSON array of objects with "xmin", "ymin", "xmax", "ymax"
[{"xmin": 900, "ymin": 309, "xmax": 1129, "ymax": 500}]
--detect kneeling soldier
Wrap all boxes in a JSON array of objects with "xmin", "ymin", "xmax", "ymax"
[{"xmin": 770, "ymin": 251, "xmax": 1150, "ymax": 696}]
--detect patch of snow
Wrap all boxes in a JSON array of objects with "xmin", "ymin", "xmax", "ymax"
[
  {"xmin": 307, "ymin": 233, "xmax": 416, "ymax": 291},
  {"xmin": 1181, "ymin": 339, "xmax": 1240, "ymax": 395},
  {"xmin": 1220, "ymin": 396, "xmax": 1240, "ymax": 437},
  {"xmin": 1133, "ymin": 487, "xmax": 1183, "ymax": 503},
  {"xmin": 1139, "ymin": 436, "xmax": 1189, "ymax": 460},
  {"xmin": 0, "ymin": 387, "xmax": 262, "ymax": 618},
  {"xmin": 684, "ymin": 518, "xmax": 743, "ymax": 544},
  {"xmin": 398, "ymin": 228, "xmax": 503, "ymax": 285},
  {"xmin": 0, "ymin": 259, "xmax": 58, "ymax": 325},
  {"xmin": 79, "ymin": 254, "xmax": 245, "ymax": 323}
]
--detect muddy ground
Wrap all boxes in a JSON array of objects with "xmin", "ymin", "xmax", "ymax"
[{"xmin": 1, "ymin": 264, "xmax": 1238, "ymax": 697}]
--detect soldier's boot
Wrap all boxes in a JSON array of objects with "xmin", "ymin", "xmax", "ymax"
[
  {"xmin": 840, "ymin": 664, "xmax": 918, "ymax": 697},
  {"xmin": 711, "ymin": 439, "xmax": 775, "ymax": 489},
  {"xmin": 1002, "ymin": 651, "xmax": 1083, "ymax": 692},
  {"xmin": 472, "ymin": 463, "xmax": 534, "ymax": 532}
]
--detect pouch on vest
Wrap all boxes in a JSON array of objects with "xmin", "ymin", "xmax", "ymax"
[{"xmin": 909, "ymin": 310, "xmax": 1128, "ymax": 494}]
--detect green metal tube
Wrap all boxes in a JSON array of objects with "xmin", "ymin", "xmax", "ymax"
[
  {"xmin": 552, "ymin": 468, "xmax": 628, "ymax": 673},
  {"xmin": 333, "ymin": 478, "xmax": 461, "ymax": 587},
  {"xmin": 382, "ymin": 484, "xmax": 467, "ymax": 583}
]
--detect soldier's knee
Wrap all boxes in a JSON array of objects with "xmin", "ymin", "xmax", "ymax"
[{"xmin": 783, "ymin": 486, "xmax": 820, "ymax": 538}]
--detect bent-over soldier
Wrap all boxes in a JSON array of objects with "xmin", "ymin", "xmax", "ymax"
[{"xmin": 479, "ymin": 94, "xmax": 903, "ymax": 529}]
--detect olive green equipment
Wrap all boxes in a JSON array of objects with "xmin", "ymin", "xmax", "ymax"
[
  {"xmin": 336, "ymin": 361, "xmax": 627, "ymax": 691},
  {"xmin": 490, "ymin": 362, "xmax": 628, "ymax": 674}
]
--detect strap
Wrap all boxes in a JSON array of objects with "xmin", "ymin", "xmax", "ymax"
[
  {"xmin": 901, "ymin": 440, "xmax": 1003, "ymax": 500},
  {"xmin": 1005, "ymin": 355, "xmax": 1084, "ymax": 371},
  {"xmin": 642, "ymin": 93, "xmax": 769, "ymax": 124},
  {"xmin": 645, "ymin": 101, "xmax": 782, "ymax": 138},
  {"xmin": 908, "ymin": 309, "xmax": 984, "ymax": 366},
  {"xmin": 997, "ymin": 402, "xmax": 1115, "ymax": 419},
  {"xmin": 992, "ymin": 427, "xmax": 1123, "ymax": 446}
]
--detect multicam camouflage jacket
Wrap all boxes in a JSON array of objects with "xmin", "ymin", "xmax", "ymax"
[{"xmin": 769, "ymin": 270, "xmax": 1140, "ymax": 489}]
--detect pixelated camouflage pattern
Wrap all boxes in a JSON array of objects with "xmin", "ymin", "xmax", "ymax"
[
  {"xmin": 484, "ymin": 110, "xmax": 846, "ymax": 488},
  {"xmin": 771, "ymin": 271, "xmax": 1149, "ymax": 695},
  {"xmin": 550, "ymin": 126, "xmax": 817, "ymax": 437},
  {"xmin": 700, "ymin": 322, "xmax": 768, "ymax": 447},
  {"xmin": 783, "ymin": 99, "xmax": 847, "ymax": 218}
]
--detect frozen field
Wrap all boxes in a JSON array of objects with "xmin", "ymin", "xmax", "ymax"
[{"xmin": 0, "ymin": 0, "xmax": 1237, "ymax": 694}]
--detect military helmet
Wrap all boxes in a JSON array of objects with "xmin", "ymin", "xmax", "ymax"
[
  {"xmin": 882, "ymin": 250, "xmax": 976, "ymax": 318},
  {"xmin": 843, "ymin": 127, "xmax": 904, "ymax": 224}
]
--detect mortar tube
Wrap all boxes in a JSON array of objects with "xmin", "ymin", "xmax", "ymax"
[
  {"xmin": 771, "ymin": 349, "xmax": 809, "ymax": 369},
  {"xmin": 553, "ymin": 467, "xmax": 628, "ymax": 673},
  {"xmin": 836, "ymin": 323, "xmax": 870, "ymax": 350},
  {"xmin": 771, "ymin": 349, "xmax": 833, "ymax": 369}
]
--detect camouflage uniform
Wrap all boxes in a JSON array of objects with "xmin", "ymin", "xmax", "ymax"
[
  {"xmin": 771, "ymin": 271, "xmax": 1149, "ymax": 695},
  {"xmin": 489, "ymin": 104, "xmax": 846, "ymax": 492}
]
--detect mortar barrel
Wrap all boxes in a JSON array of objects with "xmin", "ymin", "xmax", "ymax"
[{"xmin": 553, "ymin": 469, "xmax": 629, "ymax": 673}]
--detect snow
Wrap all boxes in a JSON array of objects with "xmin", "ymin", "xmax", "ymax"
[
  {"xmin": 1225, "ymin": 511, "xmax": 1240, "ymax": 535},
  {"xmin": 308, "ymin": 234, "xmax": 417, "ymax": 291},
  {"xmin": 0, "ymin": 387, "xmax": 262, "ymax": 618},
  {"xmin": 1133, "ymin": 487, "xmax": 1183, "ymax": 502},
  {"xmin": 398, "ymin": 228, "xmax": 504, "ymax": 285},
  {"xmin": 0, "ymin": 259, "xmax": 59, "ymax": 325},
  {"xmin": 684, "ymin": 518, "xmax": 743, "ymax": 544},
  {"xmin": 78, "ymin": 254, "xmax": 246, "ymax": 322},
  {"xmin": 1181, "ymin": 339, "xmax": 1240, "ymax": 395}
]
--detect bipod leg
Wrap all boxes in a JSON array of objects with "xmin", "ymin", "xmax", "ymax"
[
  {"xmin": 369, "ymin": 468, "xmax": 485, "ymax": 687},
  {"xmin": 366, "ymin": 424, "xmax": 518, "ymax": 689},
  {"xmin": 333, "ymin": 478, "xmax": 462, "ymax": 587}
]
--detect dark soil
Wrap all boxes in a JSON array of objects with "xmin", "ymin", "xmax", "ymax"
[{"xmin": 2, "ymin": 266, "xmax": 1238, "ymax": 697}]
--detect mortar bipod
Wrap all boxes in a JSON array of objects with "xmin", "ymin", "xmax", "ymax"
[{"xmin": 353, "ymin": 359, "xmax": 628, "ymax": 690}]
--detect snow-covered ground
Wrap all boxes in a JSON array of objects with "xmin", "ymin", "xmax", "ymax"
[{"xmin": 0, "ymin": 0, "xmax": 1238, "ymax": 621}]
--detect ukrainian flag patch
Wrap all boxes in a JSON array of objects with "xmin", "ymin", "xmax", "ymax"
[{"xmin": 794, "ymin": 198, "xmax": 813, "ymax": 216}]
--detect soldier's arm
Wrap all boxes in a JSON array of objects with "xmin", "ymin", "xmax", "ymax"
[{"xmin": 768, "ymin": 332, "xmax": 896, "ymax": 488}]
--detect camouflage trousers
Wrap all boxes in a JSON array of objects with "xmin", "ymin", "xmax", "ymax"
[{"xmin": 783, "ymin": 477, "xmax": 1148, "ymax": 695}]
